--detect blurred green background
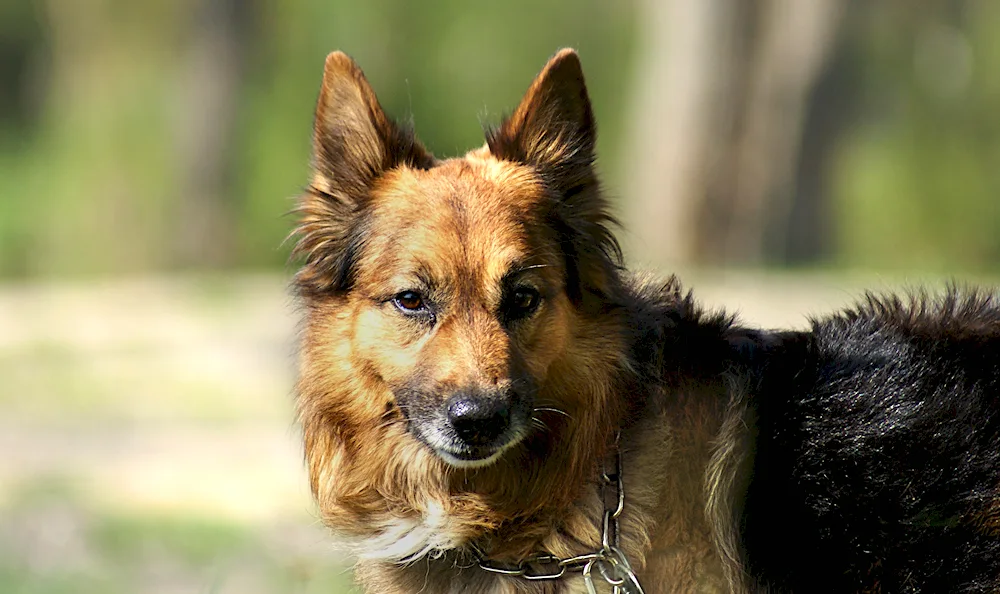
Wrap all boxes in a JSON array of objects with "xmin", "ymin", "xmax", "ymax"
[{"xmin": 2, "ymin": 1, "xmax": 998, "ymax": 592}]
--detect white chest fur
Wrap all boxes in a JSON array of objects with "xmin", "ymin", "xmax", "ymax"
[{"xmin": 350, "ymin": 500, "xmax": 460, "ymax": 563}]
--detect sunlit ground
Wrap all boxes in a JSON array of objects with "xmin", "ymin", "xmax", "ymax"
[{"xmin": 0, "ymin": 270, "xmax": 980, "ymax": 593}]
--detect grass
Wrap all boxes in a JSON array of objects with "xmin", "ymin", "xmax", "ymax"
[
  {"xmin": 0, "ymin": 276, "xmax": 358, "ymax": 593},
  {"xmin": 0, "ymin": 478, "xmax": 359, "ymax": 594}
]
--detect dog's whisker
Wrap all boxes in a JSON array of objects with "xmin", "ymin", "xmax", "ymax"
[
  {"xmin": 517, "ymin": 263, "xmax": 552, "ymax": 272},
  {"xmin": 375, "ymin": 420, "xmax": 401, "ymax": 433},
  {"xmin": 530, "ymin": 416, "xmax": 551, "ymax": 434},
  {"xmin": 533, "ymin": 406, "xmax": 572, "ymax": 419}
]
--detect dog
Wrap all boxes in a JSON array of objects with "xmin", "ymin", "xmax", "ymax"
[{"xmin": 292, "ymin": 49, "xmax": 1000, "ymax": 593}]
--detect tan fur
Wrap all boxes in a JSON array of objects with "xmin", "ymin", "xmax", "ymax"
[
  {"xmin": 973, "ymin": 497, "xmax": 1000, "ymax": 537},
  {"xmin": 705, "ymin": 386, "xmax": 755, "ymax": 594},
  {"xmin": 294, "ymin": 50, "xmax": 751, "ymax": 593}
]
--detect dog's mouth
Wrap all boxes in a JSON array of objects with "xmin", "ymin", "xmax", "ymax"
[{"xmin": 424, "ymin": 429, "xmax": 528, "ymax": 469}]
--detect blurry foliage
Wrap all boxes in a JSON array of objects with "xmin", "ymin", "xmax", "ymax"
[
  {"xmin": 832, "ymin": 1, "xmax": 1000, "ymax": 272},
  {"xmin": 0, "ymin": 0, "xmax": 998, "ymax": 277}
]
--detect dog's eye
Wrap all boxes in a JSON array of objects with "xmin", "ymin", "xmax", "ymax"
[
  {"xmin": 508, "ymin": 287, "xmax": 540, "ymax": 317},
  {"xmin": 394, "ymin": 291, "xmax": 426, "ymax": 313}
]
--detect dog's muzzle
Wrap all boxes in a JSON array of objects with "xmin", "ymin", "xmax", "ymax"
[{"xmin": 401, "ymin": 387, "xmax": 530, "ymax": 468}]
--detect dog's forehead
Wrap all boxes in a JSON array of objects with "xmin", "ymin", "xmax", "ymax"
[
  {"xmin": 368, "ymin": 156, "xmax": 555, "ymax": 273},
  {"xmin": 381, "ymin": 155, "xmax": 545, "ymax": 214}
]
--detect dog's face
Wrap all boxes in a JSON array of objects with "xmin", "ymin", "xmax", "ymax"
[
  {"xmin": 295, "ymin": 50, "xmax": 625, "ymax": 553},
  {"xmin": 329, "ymin": 157, "xmax": 577, "ymax": 467}
]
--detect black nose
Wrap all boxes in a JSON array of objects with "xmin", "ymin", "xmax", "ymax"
[{"xmin": 447, "ymin": 395, "xmax": 510, "ymax": 446}]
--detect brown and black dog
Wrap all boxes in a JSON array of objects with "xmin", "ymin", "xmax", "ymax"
[{"xmin": 293, "ymin": 49, "xmax": 1000, "ymax": 593}]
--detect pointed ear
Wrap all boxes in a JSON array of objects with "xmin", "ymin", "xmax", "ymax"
[
  {"xmin": 487, "ymin": 50, "xmax": 621, "ymax": 304},
  {"xmin": 486, "ymin": 48, "xmax": 596, "ymax": 194},
  {"xmin": 311, "ymin": 51, "xmax": 434, "ymax": 198},
  {"xmin": 293, "ymin": 53, "xmax": 433, "ymax": 298}
]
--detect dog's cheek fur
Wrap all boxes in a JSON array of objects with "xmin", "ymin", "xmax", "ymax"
[
  {"xmin": 298, "ymin": 298, "xmax": 485, "ymax": 561},
  {"xmin": 509, "ymin": 291, "xmax": 574, "ymax": 384}
]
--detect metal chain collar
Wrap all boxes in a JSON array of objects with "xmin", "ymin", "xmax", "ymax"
[{"xmin": 478, "ymin": 445, "xmax": 646, "ymax": 594}]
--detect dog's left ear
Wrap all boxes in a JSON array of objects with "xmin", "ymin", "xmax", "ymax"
[
  {"xmin": 487, "ymin": 49, "xmax": 620, "ymax": 302},
  {"xmin": 487, "ymin": 48, "xmax": 596, "ymax": 194}
]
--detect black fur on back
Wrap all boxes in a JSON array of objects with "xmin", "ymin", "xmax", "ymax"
[{"xmin": 741, "ymin": 288, "xmax": 1000, "ymax": 593}]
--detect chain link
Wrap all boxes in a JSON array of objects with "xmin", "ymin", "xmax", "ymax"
[{"xmin": 478, "ymin": 443, "xmax": 646, "ymax": 593}]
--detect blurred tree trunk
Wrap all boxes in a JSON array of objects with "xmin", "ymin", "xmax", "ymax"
[
  {"xmin": 0, "ymin": 2, "xmax": 44, "ymax": 135},
  {"xmin": 622, "ymin": 0, "xmax": 842, "ymax": 267},
  {"xmin": 173, "ymin": 0, "xmax": 252, "ymax": 268},
  {"xmin": 784, "ymin": 41, "xmax": 858, "ymax": 265}
]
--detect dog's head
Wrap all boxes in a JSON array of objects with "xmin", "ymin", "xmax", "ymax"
[{"xmin": 294, "ymin": 49, "xmax": 627, "ymax": 556}]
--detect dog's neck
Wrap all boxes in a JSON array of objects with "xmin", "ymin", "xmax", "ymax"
[{"xmin": 477, "ymin": 444, "xmax": 649, "ymax": 593}]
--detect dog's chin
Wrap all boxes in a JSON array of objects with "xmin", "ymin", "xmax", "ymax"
[
  {"xmin": 413, "ymin": 427, "xmax": 527, "ymax": 469},
  {"xmin": 433, "ymin": 438, "xmax": 523, "ymax": 469}
]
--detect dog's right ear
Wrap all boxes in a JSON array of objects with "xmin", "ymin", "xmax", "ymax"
[
  {"xmin": 486, "ymin": 48, "xmax": 596, "ymax": 194},
  {"xmin": 293, "ymin": 52, "xmax": 434, "ymax": 297},
  {"xmin": 487, "ymin": 49, "xmax": 622, "ymax": 304}
]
